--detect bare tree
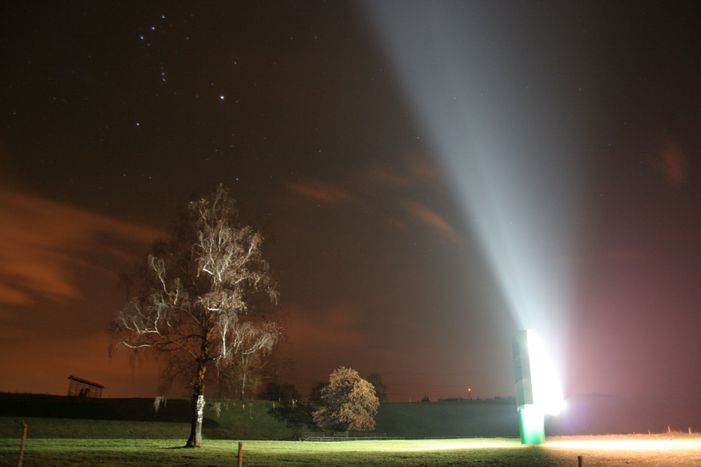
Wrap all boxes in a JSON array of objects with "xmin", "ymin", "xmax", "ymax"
[
  {"xmin": 226, "ymin": 320, "xmax": 280, "ymax": 400},
  {"xmin": 111, "ymin": 185, "xmax": 279, "ymax": 447},
  {"xmin": 157, "ymin": 322, "xmax": 278, "ymax": 401}
]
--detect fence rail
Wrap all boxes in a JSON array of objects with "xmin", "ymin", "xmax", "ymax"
[{"xmin": 300, "ymin": 432, "xmax": 403, "ymax": 441}]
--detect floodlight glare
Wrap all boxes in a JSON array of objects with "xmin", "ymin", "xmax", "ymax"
[{"xmin": 513, "ymin": 329, "xmax": 565, "ymax": 444}]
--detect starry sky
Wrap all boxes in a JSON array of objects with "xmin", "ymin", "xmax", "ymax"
[{"xmin": 1, "ymin": 1, "xmax": 700, "ymax": 411}]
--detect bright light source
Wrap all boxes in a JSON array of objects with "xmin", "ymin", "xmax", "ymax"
[
  {"xmin": 518, "ymin": 404, "xmax": 545, "ymax": 445},
  {"xmin": 525, "ymin": 329, "xmax": 566, "ymax": 416},
  {"xmin": 547, "ymin": 438, "xmax": 701, "ymax": 452},
  {"xmin": 513, "ymin": 329, "xmax": 566, "ymax": 444}
]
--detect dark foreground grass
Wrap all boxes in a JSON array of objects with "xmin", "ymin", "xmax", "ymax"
[
  {"xmin": 0, "ymin": 398, "xmax": 300, "ymax": 440},
  {"xmin": 0, "ymin": 438, "xmax": 556, "ymax": 466},
  {"xmin": 2, "ymin": 436, "xmax": 701, "ymax": 466},
  {"xmin": 0, "ymin": 417, "xmax": 190, "ymax": 439},
  {"xmin": 0, "ymin": 394, "xmax": 521, "ymax": 439}
]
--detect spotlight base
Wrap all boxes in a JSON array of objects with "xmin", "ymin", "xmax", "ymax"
[{"xmin": 517, "ymin": 404, "xmax": 545, "ymax": 445}]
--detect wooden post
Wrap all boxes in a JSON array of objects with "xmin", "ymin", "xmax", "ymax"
[
  {"xmin": 577, "ymin": 455, "xmax": 583, "ymax": 467},
  {"xmin": 237, "ymin": 441, "xmax": 243, "ymax": 467},
  {"xmin": 17, "ymin": 420, "xmax": 28, "ymax": 467}
]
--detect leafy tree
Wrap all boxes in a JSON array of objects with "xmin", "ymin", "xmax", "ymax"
[
  {"xmin": 309, "ymin": 381, "xmax": 328, "ymax": 404},
  {"xmin": 313, "ymin": 367, "xmax": 379, "ymax": 432},
  {"xmin": 111, "ymin": 185, "xmax": 279, "ymax": 447},
  {"xmin": 261, "ymin": 381, "xmax": 300, "ymax": 403},
  {"xmin": 366, "ymin": 372, "xmax": 387, "ymax": 403},
  {"xmin": 265, "ymin": 382, "xmax": 316, "ymax": 429}
]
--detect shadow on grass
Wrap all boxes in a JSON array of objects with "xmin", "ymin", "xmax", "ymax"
[{"xmin": 530, "ymin": 446, "xmax": 567, "ymax": 467}]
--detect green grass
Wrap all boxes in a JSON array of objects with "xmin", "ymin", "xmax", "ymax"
[
  {"xmin": 3, "ymin": 436, "xmax": 701, "ymax": 466},
  {"xmin": 4, "ymin": 395, "xmax": 699, "ymax": 465},
  {"xmin": 0, "ymin": 394, "xmax": 303, "ymax": 439},
  {"xmin": 0, "ymin": 417, "xmax": 190, "ymax": 439},
  {"xmin": 0, "ymin": 394, "xmax": 520, "ymax": 440},
  {"xmin": 202, "ymin": 400, "xmax": 299, "ymax": 439},
  {"xmin": 376, "ymin": 400, "xmax": 516, "ymax": 437},
  {"xmin": 0, "ymin": 399, "xmax": 299, "ymax": 440},
  {"xmin": 5, "ymin": 436, "xmax": 701, "ymax": 467},
  {"xmin": 0, "ymin": 437, "xmax": 558, "ymax": 466}
]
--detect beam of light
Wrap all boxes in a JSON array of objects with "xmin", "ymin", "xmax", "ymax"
[{"xmin": 364, "ymin": 1, "xmax": 586, "ymax": 376}]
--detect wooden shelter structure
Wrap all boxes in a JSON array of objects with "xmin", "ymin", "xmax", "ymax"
[{"xmin": 67, "ymin": 375, "xmax": 104, "ymax": 398}]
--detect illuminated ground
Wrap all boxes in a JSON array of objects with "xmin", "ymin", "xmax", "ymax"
[{"xmin": 1, "ymin": 435, "xmax": 700, "ymax": 466}]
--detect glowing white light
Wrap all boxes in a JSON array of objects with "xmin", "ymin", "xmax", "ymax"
[
  {"xmin": 526, "ymin": 329, "xmax": 565, "ymax": 416},
  {"xmin": 547, "ymin": 438, "xmax": 701, "ymax": 452}
]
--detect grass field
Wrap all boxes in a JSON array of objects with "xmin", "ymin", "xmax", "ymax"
[
  {"xmin": 0, "ymin": 393, "xmax": 523, "ymax": 439},
  {"xmin": 0, "ymin": 396, "xmax": 300, "ymax": 440},
  {"xmin": 2, "ymin": 435, "xmax": 701, "ymax": 466},
  {"xmin": 1, "ymin": 395, "xmax": 699, "ymax": 465}
]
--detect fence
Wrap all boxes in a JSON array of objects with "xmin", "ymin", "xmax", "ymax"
[{"xmin": 300, "ymin": 432, "xmax": 403, "ymax": 441}]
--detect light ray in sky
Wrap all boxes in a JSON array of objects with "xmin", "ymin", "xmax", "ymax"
[{"xmin": 365, "ymin": 1, "xmax": 586, "ymax": 373}]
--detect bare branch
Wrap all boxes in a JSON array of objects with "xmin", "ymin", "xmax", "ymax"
[{"xmin": 111, "ymin": 184, "xmax": 280, "ymax": 436}]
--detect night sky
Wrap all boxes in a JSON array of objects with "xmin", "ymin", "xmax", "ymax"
[{"xmin": 1, "ymin": 0, "xmax": 700, "ymax": 410}]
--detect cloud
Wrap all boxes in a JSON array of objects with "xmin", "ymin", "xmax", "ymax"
[
  {"xmin": 0, "ymin": 283, "xmax": 31, "ymax": 305},
  {"xmin": 284, "ymin": 180, "xmax": 356, "ymax": 205},
  {"xmin": 283, "ymin": 305, "xmax": 367, "ymax": 358},
  {"xmin": 284, "ymin": 156, "xmax": 443, "ymax": 205},
  {"xmin": 405, "ymin": 154, "xmax": 442, "ymax": 186},
  {"xmin": 403, "ymin": 200, "xmax": 460, "ymax": 243},
  {"xmin": 0, "ymin": 331, "xmax": 161, "ymax": 396},
  {"xmin": 282, "ymin": 160, "xmax": 462, "ymax": 247},
  {"xmin": 362, "ymin": 164, "xmax": 409, "ymax": 190},
  {"xmin": 655, "ymin": 141, "xmax": 689, "ymax": 188},
  {"xmin": 0, "ymin": 189, "xmax": 159, "ymax": 306}
]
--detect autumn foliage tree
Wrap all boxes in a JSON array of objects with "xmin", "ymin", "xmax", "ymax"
[
  {"xmin": 111, "ymin": 185, "xmax": 279, "ymax": 447},
  {"xmin": 313, "ymin": 367, "xmax": 379, "ymax": 432}
]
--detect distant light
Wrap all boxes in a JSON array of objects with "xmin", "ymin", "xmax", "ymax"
[{"xmin": 219, "ymin": 95, "xmax": 226, "ymax": 101}]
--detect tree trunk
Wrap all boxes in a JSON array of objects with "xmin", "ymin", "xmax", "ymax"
[
  {"xmin": 239, "ymin": 353, "xmax": 248, "ymax": 401},
  {"xmin": 185, "ymin": 360, "xmax": 207, "ymax": 447},
  {"xmin": 240, "ymin": 369, "xmax": 247, "ymax": 401}
]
